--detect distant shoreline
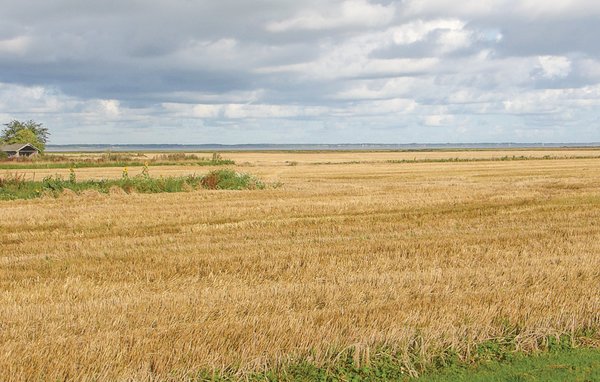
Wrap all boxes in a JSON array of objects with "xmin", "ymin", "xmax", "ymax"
[{"xmin": 45, "ymin": 143, "xmax": 600, "ymax": 152}]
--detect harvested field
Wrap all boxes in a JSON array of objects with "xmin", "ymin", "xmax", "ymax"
[{"xmin": 1, "ymin": 151, "xmax": 599, "ymax": 380}]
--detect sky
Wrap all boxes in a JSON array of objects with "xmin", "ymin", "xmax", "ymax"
[{"xmin": 1, "ymin": 0, "xmax": 600, "ymax": 144}]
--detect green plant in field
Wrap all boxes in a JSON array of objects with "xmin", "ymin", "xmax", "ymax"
[
  {"xmin": 69, "ymin": 168, "xmax": 76, "ymax": 183},
  {"xmin": 414, "ymin": 348, "xmax": 600, "ymax": 382},
  {"xmin": 41, "ymin": 175, "xmax": 65, "ymax": 192},
  {"xmin": 190, "ymin": 344, "xmax": 600, "ymax": 382},
  {"xmin": 155, "ymin": 153, "xmax": 200, "ymax": 161},
  {"xmin": 0, "ymin": 172, "xmax": 26, "ymax": 188},
  {"xmin": 141, "ymin": 162, "xmax": 150, "ymax": 178},
  {"xmin": 200, "ymin": 169, "xmax": 265, "ymax": 190},
  {"xmin": 0, "ymin": 170, "xmax": 267, "ymax": 200}
]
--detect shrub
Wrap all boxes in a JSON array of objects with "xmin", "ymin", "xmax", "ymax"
[
  {"xmin": 200, "ymin": 169, "xmax": 265, "ymax": 190},
  {"xmin": 100, "ymin": 152, "xmax": 134, "ymax": 162},
  {"xmin": 200, "ymin": 172, "xmax": 219, "ymax": 189},
  {"xmin": 42, "ymin": 175, "xmax": 66, "ymax": 192},
  {"xmin": 0, "ymin": 170, "xmax": 267, "ymax": 200},
  {"xmin": 155, "ymin": 153, "xmax": 200, "ymax": 161},
  {"xmin": 0, "ymin": 172, "xmax": 26, "ymax": 188}
]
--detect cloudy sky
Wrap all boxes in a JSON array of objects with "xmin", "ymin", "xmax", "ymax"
[{"xmin": 1, "ymin": 0, "xmax": 600, "ymax": 144}]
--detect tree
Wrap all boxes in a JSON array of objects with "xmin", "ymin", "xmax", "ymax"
[
  {"xmin": 7, "ymin": 129, "xmax": 45, "ymax": 152},
  {"xmin": 1, "ymin": 120, "xmax": 49, "ymax": 152}
]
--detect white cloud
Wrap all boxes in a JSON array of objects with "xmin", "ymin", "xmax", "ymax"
[
  {"xmin": 192, "ymin": 104, "xmax": 221, "ymax": 119},
  {"xmin": 258, "ymin": 56, "xmax": 439, "ymax": 79},
  {"xmin": 259, "ymin": 18, "xmax": 489, "ymax": 79},
  {"xmin": 537, "ymin": 56, "xmax": 571, "ymax": 79},
  {"xmin": 0, "ymin": 35, "xmax": 31, "ymax": 55},
  {"xmin": 392, "ymin": 19, "xmax": 465, "ymax": 45},
  {"xmin": 402, "ymin": 0, "xmax": 506, "ymax": 18},
  {"xmin": 0, "ymin": 83, "xmax": 70, "ymax": 113},
  {"xmin": 97, "ymin": 99, "xmax": 121, "ymax": 118},
  {"xmin": 503, "ymin": 86, "xmax": 600, "ymax": 115},
  {"xmin": 266, "ymin": 0, "xmax": 395, "ymax": 32},
  {"xmin": 437, "ymin": 28, "xmax": 472, "ymax": 53},
  {"xmin": 163, "ymin": 102, "xmax": 328, "ymax": 119},
  {"xmin": 577, "ymin": 59, "xmax": 600, "ymax": 80},
  {"xmin": 402, "ymin": 0, "xmax": 600, "ymax": 18},
  {"xmin": 351, "ymin": 98, "xmax": 418, "ymax": 115},
  {"xmin": 516, "ymin": 0, "xmax": 600, "ymax": 18},
  {"xmin": 424, "ymin": 114, "xmax": 455, "ymax": 126},
  {"xmin": 334, "ymin": 77, "xmax": 420, "ymax": 100}
]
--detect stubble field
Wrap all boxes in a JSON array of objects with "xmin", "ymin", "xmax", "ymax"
[{"xmin": 1, "ymin": 150, "xmax": 599, "ymax": 380}]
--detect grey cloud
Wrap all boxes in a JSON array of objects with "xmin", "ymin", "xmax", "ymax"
[
  {"xmin": 1, "ymin": 0, "xmax": 600, "ymax": 143},
  {"xmin": 485, "ymin": 19, "xmax": 600, "ymax": 58}
]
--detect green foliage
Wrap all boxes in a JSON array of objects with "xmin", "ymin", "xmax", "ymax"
[
  {"xmin": 141, "ymin": 162, "xmax": 150, "ymax": 178},
  {"xmin": 0, "ymin": 170, "xmax": 267, "ymax": 200},
  {"xmin": 6, "ymin": 129, "xmax": 44, "ymax": 152},
  {"xmin": 1, "ymin": 120, "xmax": 49, "ymax": 152},
  {"xmin": 189, "ymin": 345, "xmax": 600, "ymax": 382},
  {"xmin": 155, "ymin": 152, "xmax": 199, "ymax": 161},
  {"xmin": 415, "ymin": 348, "xmax": 600, "ymax": 382},
  {"xmin": 69, "ymin": 168, "xmax": 76, "ymax": 183},
  {"xmin": 193, "ymin": 347, "xmax": 410, "ymax": 382},
  {"xmin": 200, "ymin": 169, "xmax": 265, "ymax": 190},
  {"xmin": 179, "ymin": 331, "xmax": 600, "ymax": 381}
]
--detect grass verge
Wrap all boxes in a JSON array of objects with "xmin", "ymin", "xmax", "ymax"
[
  {"xmin": 416, "ymin": 347, "xmax": 600, "ymax": 382},
  {"xmin": 0, "ymin": 169, "xmax": 267, "ymax": 200},
  {"xmin": 191, "ymin": 343, "xmax": 599, "ymax": 381}
]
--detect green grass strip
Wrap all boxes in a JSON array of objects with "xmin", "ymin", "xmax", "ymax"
[
  {"xmin": 188, "ymin": 347, "xmax": 599, "ymax": 382},
  {"xmin": 0, "ymin": 169, "xmax": 265, "ymax": 200},
  {"xmin": 186, "ymin": 333, "xmax": 599, "ymax": 382},
  {"xmin": 417, "ymin": 348, "xmax": 600, "ymax": 382}
]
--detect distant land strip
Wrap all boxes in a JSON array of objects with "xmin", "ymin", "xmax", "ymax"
[{"xmin": 46, "ymin": 143, "xmax": 600, "ymax": 152}]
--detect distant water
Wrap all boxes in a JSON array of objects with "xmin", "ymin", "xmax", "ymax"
[{"xmin": 46, "ymin": 143, "xmax": 600, "ymax": 152}]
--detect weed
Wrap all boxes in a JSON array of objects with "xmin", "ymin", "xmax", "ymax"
[
  {"xmin": 200, "ymin": 169, "xmax": 265, "ymax": 190},
  {"xmin": 141, "ymin": 162, "xmax": 150, "ymax": 178},
  {"xmin": 155, "ymin": 153, "xmax": 201, "ymax": 161},
  {"xmin": 0, "ymin": 170, "xmax": 266, "ymax": 200}
]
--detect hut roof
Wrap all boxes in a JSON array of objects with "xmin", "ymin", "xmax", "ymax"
[{"xmin": 0, "ymin": 143, "xmax": 39, "ymax": 152}]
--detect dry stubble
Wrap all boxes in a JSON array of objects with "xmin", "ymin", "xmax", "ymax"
[{"xmin": 1, "ymin": 154, "xmax": 599, "ymax": 380}]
